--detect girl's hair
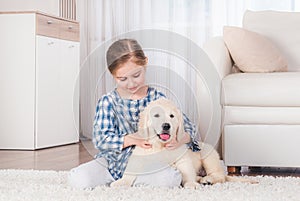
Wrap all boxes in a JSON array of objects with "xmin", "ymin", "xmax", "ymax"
[{"xmin": 106, "ymin": 39, "xmax": 147, "ymax": 74}]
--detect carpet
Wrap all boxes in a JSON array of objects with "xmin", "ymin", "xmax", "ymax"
[{"xmin": 0, "ymin": 169, "xmax": 299, "ymax": 201}]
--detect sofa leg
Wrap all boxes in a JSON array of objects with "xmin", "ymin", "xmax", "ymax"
[
  {"xmin": 227, "ymin": 166, "xmax": 241, "ymax": 175},
  {"xmin": 249, "ymin": 166, "xmax": 262, "ymax": 172}
]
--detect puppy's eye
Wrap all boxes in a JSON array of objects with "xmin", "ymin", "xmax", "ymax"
[
  {"xmin": 154, "ymin": 114, "xmax": 160, "ymax": 118},
  {"xmin": 170, "ymin": 114, "xmax": 174, "ymax": 118}
]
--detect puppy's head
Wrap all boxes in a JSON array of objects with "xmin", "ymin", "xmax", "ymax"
[{"xmin": 139, "ymin": 98, "xmax": 185, "ymax": 144}]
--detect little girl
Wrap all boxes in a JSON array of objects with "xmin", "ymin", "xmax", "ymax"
[{"xmin": 68, "ymin": 39, "xmax": 200, "ymax": 189}]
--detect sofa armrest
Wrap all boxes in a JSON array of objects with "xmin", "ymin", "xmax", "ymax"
[{"xmin": 203, "ymin": 36, "xmax": 233, "ymax": 79}]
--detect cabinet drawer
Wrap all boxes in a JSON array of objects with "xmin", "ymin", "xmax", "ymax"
[
  {"xmin": 36, "ymin": 13, "xmax": 79, "ymax": 41},
  {"xmin": 60, "ymin": 20, "xmax": 79, "ymax": 42},
  {"xmin": 36, "ymin": 14, "xmax": 60, "ymax": 38}
]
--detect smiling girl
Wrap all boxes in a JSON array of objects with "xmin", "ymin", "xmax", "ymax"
[{"xmin": 68, "ymin": 39, "xmax": 200, "ymax": 189}]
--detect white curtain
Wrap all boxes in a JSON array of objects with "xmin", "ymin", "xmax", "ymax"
[{"xmin": 76, "ymin": 0, "xmax": 300, "ymax": 142}]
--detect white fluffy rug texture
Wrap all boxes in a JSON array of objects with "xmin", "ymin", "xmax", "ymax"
[{"xmin": 0, "ymin": 169, "xmax": 299, "ymax": 201}]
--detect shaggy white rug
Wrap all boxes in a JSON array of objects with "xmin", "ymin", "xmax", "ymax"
[{"xmin": 0, "ymin": 169, "xmax": 299, "ymax": 201}]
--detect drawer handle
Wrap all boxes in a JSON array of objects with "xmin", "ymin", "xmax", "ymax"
[
  {"xmin": 69, "ymin": 45, "xmax": 75, "ymax": 48},
  {"xmin": 47, "ymin": 20, "xmax": 53, "ymax": 24},
  {"xmin": 48, "ymin": 41, "xmax": 54, "ymax": 45},
  {"xmin": 68, "ymin": 25, "xmax": 73, "ymax": 30}
]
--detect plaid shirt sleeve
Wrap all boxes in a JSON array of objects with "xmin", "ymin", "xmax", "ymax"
[
  {"xmin": 183, "ymin": 113, "xmax": 201, "ymax": 152},
  {"xmin": 92, "ymin": 95, "xmax": 124, "ymax": 154}
]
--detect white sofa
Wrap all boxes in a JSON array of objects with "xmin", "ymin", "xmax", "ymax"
[{"xmin": 203, "ymin": 10, "xmax": 300, "ymax": 174}]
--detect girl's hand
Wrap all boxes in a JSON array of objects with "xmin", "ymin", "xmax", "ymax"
[
  {"xmin": 123, "ymin": 132, "xmax": 152, "ymax": 149},
  {"xmin": 165, "ymin": 132, "xmax": 191, "ymax": 150},
  {"xmin": 135, "ymin": 139, "xmax": 152, "ymax": 149}
]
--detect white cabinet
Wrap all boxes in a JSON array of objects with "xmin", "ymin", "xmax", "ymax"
[
  {"xmin": 0, "ymin": 0, "xmax": 59, "ymax": 16},
  {"xmin": 0, "ymin": 12, "xmax": 79, "ymax": 149}
]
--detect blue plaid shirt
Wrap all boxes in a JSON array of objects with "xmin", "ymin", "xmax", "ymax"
[{"xmin": 92, "ymin": 87, "xmax": 200, "ymax": 180}]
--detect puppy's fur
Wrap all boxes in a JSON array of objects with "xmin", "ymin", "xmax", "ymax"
[{"xmin": 111, "ymin": 98, "xmax": 256, "ymax": 188}]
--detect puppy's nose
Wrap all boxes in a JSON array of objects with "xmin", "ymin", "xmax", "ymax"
[{"xmin": 162, "ymin": 123, "xmax": 170, "ymax": 131}]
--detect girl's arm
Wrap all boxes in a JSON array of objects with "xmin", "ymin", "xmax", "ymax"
[
  {"xmin": 182, "ymin": 113, "xmax": 201, "ymax": 151},
  {"xmin": 93, "ymin": 96, "xmax": 151, "ymax": 153},
  {"xmin": 93, "ymin": 96, "xmax": 125, "ymax": 153},
  {"xmin": 123, "ymin": 132, "xmax": 152, "ymax": 149}
]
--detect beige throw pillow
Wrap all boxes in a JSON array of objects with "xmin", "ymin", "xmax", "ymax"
[{"xmin": 223, "ymin": 26, "xmax": 288, "ymax": 73}]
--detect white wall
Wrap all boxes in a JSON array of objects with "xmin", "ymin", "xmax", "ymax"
[{"xmin": 0, "ymin": 0, "xmax": 59, "ymax": 16}]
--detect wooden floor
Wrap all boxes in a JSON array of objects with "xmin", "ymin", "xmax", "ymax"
[
  {"xmin": 0, "ymin": 140, "xmax": 299, "ymax": 177},
  {"xmin": 0, "ymin": 140, "xmax": 94, "ymax": 171}
]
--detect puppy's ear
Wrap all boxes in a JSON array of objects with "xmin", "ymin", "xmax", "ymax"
[
  {"xmin": 145, "ymin": 111, "xmax": 152, "ymax": 140},
  {"xmin": 138, "ymin": 107, "xmax": 151, "ymax": 139},
  {"xmin": 176, "ymin": 110, "xmax": 185, "ymax": 142}
]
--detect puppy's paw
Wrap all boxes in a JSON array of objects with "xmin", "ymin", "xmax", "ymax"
[
  {"xmin": 183, "ymin": 181, "xmax": 200, "ymax": 189},
  {"xmin": 199, "ymin": 177, "xmax": 213, "ymax": 185},
  {"xmin": 200, "ymin": 175, "xmax": 225, "ymax": 185},
  {"xmin": 110, "ymin": 179, "xmax": 132, "ymax": 187}
]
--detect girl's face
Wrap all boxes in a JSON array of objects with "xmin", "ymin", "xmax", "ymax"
[{"xmin": 113, "ymin": 59, "xmax": 146, "ymax": 97}]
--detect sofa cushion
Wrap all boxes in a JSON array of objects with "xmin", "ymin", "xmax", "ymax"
[
  {"xmin": 221, "ymin": 72, "xmax": 300, "ymax": 107},
  {"xmin": 223, "ymin": 106, "xmax": 300, "ymax": 125},
  {"xmin": 243, "ymin": 10, "xmax": 300, "ymax": 72},
  {"xmin": 223, "ymin": 26, "xmax": 288, "ymax": 73}
]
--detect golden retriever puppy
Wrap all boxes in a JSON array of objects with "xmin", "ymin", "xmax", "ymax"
[{"xmin": 110, "ymin": 98, "xmax": 256, "ymax": 188}]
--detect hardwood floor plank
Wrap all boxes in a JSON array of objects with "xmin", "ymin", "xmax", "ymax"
[{"xmin": 0, "ymin": 142, "xmax": 93, "ymax": 171}]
